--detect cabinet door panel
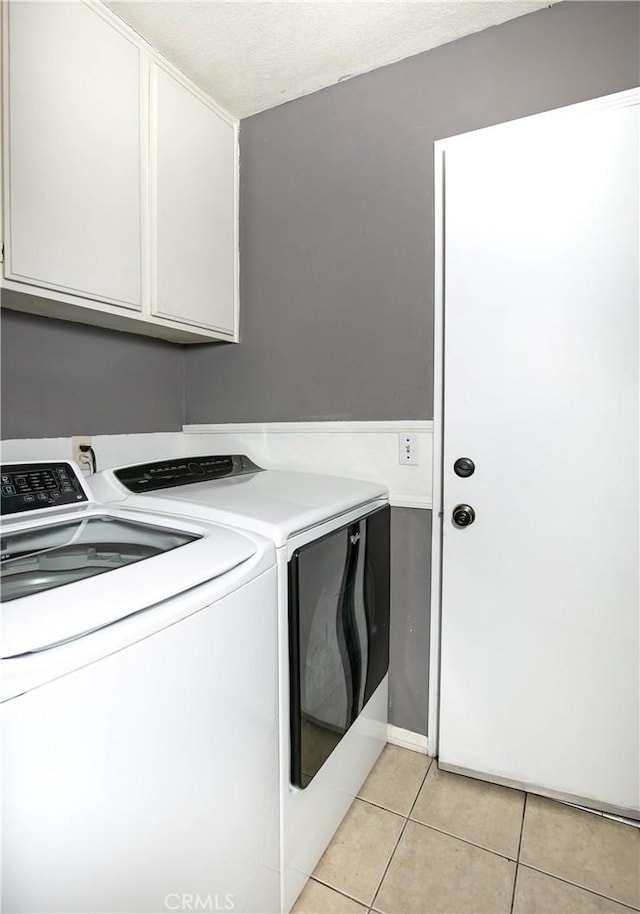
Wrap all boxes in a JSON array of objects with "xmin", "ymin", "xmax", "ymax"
[
  {"xmin": 7, "ymin": 1, "xmax": 142, "ymax": 308},
  {"xmin": 152, "ymin": 67, "xmax": 236, "ymax": 334}
]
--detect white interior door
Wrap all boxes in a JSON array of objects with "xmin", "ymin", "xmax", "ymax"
[{"xmin": 436, "ymin": 91, "xmax": 639, "ymax": 817}]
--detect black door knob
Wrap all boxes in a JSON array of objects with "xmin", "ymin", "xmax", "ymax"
[
  {"xmin": 454, "ymin": 457, "xmax": 475, "ymax": 478},
  {"xmin": 452, "ymin": 504, "xmax": 475, "ymax": 528}
]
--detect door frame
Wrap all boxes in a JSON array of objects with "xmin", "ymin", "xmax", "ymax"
[{"xmin": 428, "ymin": 85, "xmax": 640, "ymax": 760}]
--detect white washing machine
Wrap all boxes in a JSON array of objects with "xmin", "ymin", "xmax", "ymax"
[
  {"xmin": 1, "ymin": 460, "xmax": 280, "ymax": 914},
  {"xmin": 91, "ymin": 455, "xmax": 391, "ymax": 911}
]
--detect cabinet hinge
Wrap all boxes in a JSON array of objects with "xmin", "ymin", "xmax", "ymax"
[{"xmin": 0, "ymin": 243, "xmax": 4, "ymax": 264}]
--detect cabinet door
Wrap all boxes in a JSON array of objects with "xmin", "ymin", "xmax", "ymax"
[
  {"xmin": 5, "ymin": 1, "xmax": 142, "ymax": 308},
  {"xmin": 152, "ymin": 66, "xmax": 237, "ymax": 335}
]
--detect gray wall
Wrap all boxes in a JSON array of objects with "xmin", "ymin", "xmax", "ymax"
[
  {"xmin": 389, "ymin": 508, "xmax": 431, "ymax": 734},
  {"xmin": 0, "ymin": 294, "xmax": 185, "ymax": 438},
  {"xmin": 186, "ymin": 0, "xmax": 640, "ymax": 424}
]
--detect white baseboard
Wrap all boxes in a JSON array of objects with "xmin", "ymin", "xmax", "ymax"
[{"xmin": 386, "ymin": 724, "xmax": 431, "ymax": 756}]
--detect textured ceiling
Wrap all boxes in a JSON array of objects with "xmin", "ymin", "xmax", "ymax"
[{"xmin": 106, "ymin": 1, "xmax": 554, "ymax": 119}]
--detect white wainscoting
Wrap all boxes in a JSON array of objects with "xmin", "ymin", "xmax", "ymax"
[
  {"xmin": 0, "ymin": 432, "xmax": 185, "ymax": 468},
  {"xmin": 183, "ymin": 421, "xmax": 433, "ymax": 509},
  {"xmin": 1, "ymin": 423, "xmax": 434, "ymax": 509},
  {"xmin": 0, "ymin": 437, "xmax": 74, "ymax": 461},
  {"xmin": 92, "ymin": 432, "xmax": 186, "ymax": 468}
]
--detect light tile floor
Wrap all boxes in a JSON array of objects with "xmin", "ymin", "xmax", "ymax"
[{"xmin": 292, "ymin": 746, "xmax": 640, "ymax": 914}]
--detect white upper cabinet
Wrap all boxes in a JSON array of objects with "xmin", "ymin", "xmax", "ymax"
[
  {"xmin": 152, "ymin": 67, "xmax": 236, "ymax": 335},
  {"xmin": 1, "ymin": 1, "xmax": 239, "ymax": 343},
  {"xmin": 5, "ymin": 1, "xmax": 142, "ymax": 308}
]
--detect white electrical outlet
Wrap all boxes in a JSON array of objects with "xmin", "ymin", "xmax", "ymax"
[
  {"xmin": 398, "ymin": 433, "xmax": 419, "ymax": 466},
  {"xmin": 71, "ymin": 436, "xmax": 93, "ymax": 474}
]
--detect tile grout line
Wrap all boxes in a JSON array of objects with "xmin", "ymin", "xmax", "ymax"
[
  {"xmin": 368, "ymin": 755, "xmax": 436, "ymax": 913},
  {"xmin": 362, "ymin": 764, "xmax": 640, "ymax": 914},
  {"xmin": 356, "ymin": 755, "xmax": 639, "ymax": 914},
  {"xmin": 305, "ymin": 845, "xmax": 640, "ymax": 914},
  {"xmin": 401, "ymin": 763, "xmax": 528, "ymax": 864},
  {"xmin": 509, "ymin": 792, "xmax": 528, "ymax": 913},
  {"xmin": 307, "ymin": 875, "xmax": 371, "ymax": 910},
  {"xmin": 516, "ymin": 863, "xmax": 640, "ymax": 913},
  {"xmin": 310, "ymin": 753, "xmax": 640, "ymax": 914},
  {"xmin": 356, "ymin": 795, "xmax": 408, "ymax": 816},
  {"xmin": 404, "ymin": 817, "xmax": 521, "ymax": 863},
  {"xmin": 517, "ymin": 793, "xmax": 639, "ymax": 911},
  {"xmin": 311, "ymin": 756, "xmax": 435, "ymax": 912}
]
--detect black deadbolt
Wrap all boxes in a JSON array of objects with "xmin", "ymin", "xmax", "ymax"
[
  {"xmin": 452, "ymin": 504, "xmax": 475, "ymax": 528},
  {"xmin": 454, "ymin": 457, "xmax": 475, "ymax": 478}
]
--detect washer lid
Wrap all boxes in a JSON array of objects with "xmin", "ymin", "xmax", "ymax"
[{"xmin": 0, "ymin": 507, "xmax": 257, "ymax": 657}]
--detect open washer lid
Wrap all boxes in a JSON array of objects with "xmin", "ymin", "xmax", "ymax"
[{"xmin": 1, "ymin": 462, "xmax": 259, "ymax": 657}]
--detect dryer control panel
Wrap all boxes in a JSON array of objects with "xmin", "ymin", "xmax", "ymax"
[
  {"xmin": 1, "ymin": 462, "xmax": 88, "ymax": 515},
  {"xmin": 115, "ymin": 454, "xmax": 263, "ymax": 494}
]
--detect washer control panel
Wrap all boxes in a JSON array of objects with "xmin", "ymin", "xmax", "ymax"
[
  {"xmin": 115, "ymin": 454, "xmax": 263, "ymax": 494},
  {"xmin": 0, "ymin": 462, "xmax": 88, "ymax": 515}
]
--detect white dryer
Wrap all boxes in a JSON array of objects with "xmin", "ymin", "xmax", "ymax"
[
  {"xmin": 1, "ymin": 460, "xmax": 280, "ymax": 914},
  {"xmin": 92, "ymin": 455, "xmax": 391, "ymax": 911}
]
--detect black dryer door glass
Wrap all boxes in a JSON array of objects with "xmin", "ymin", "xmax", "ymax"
[{"xmin": 288, "ymin": 504, "xmax": 390, "ymax": 788}]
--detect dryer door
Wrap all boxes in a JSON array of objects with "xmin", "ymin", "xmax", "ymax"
[{"xmin": 288, "ymin": 504, "xmax": 390, "ymax": 788}]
